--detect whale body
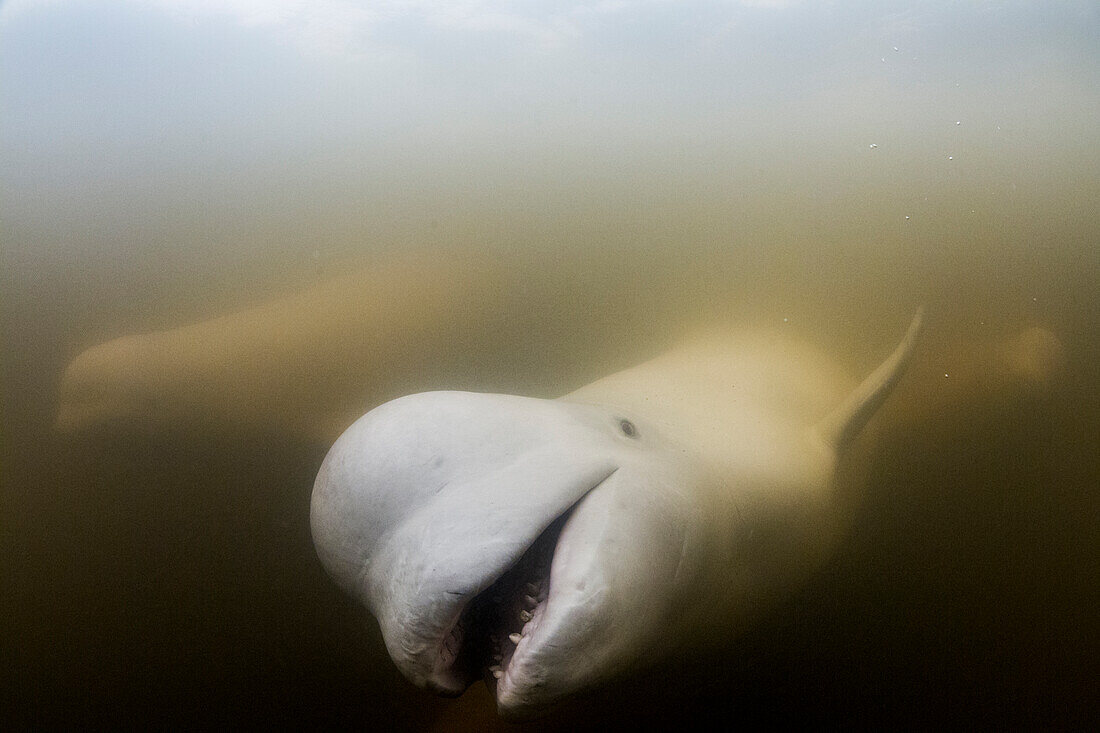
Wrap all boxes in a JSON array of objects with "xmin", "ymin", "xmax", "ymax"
[
  {"xmin": 311, "ymin": 312, "xmax": 922, "ymax": 718},
  {"xmin": 54, "ymin": 250, "xmax": 681, "ymax": 441}
]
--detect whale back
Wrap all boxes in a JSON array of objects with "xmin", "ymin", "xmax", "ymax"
[
  {"xmin": 562, "ymin": 329, "xmax": 852, "ymax": 470},
  {"xmin": 564, "ymin": 313, "xmax": 922, "ymax": 453},
  {"xmin": 561, "ymin": 312, "xmax": 922, "ymax": 492}
]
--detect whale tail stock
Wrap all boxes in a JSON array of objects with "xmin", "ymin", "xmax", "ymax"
[{"xmin": 814, "ymin": 307, "xmax": 925, "ymax": 452}]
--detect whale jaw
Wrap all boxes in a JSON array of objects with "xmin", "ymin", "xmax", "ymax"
[
  {"xmin": 365, "ymin": 461, "xmax": 698, "ymax": 719},
  {"xmin": 372, "ymin": 472, "xmax": 615, "ymax": 700}
]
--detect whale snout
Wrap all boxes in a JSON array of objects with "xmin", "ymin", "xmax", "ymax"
[{"xmin": 309, "ymin": 390, "xmax": 694, "ymax": 715}]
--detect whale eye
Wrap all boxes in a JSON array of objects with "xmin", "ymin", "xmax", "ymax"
[{"xmin": 618, "ymin": 419, "xmax": 637, "ymax": 438}]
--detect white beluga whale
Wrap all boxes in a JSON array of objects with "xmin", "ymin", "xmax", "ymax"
[{"xmin": 309, "ymin": 310, "xmax": 923, "ymax": 718}]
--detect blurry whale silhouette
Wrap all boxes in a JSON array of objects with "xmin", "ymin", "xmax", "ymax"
[
  {"xmin": 54, "ymin": 249, "xmax": 683, "ymax": 441},
  {"xmin": 310, "ymin": 311, "xmax": 922, "ymax": 718},
  {"xmin": 56, "ymin": 244, "xmax": 1065, "ymax": 450},
  {"xmin": 54, "ymin": 252, "xmax": 501, "ymax": 439}
]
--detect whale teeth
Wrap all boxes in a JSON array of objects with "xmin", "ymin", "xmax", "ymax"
[
  {"xmin": 519, "ymin": 609, "xmax": 533, "ymax": 622},
  {"xmin": 524, "ymin": 582, "xmax": 539, "ymax": 594},
  {"xmin": 523, "ymin": 594, "xmax": 537, "ymax": 607},
  {"xmin": 508, "ymin": 632, "xmax": 522, "ymax": 645},
  {"xmin": 492, "ymin": 669, "xmax": 503, "ymax": 679}
]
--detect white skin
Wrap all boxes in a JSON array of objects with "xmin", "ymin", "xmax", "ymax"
[{"xmin": 310, "ymin": 313, "xmax": 922, "ymax": 718}]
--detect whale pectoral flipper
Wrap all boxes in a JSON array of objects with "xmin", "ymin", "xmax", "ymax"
[{"xmin": 814, "ymin": 307, "xmax": 924, "ymax": 451}]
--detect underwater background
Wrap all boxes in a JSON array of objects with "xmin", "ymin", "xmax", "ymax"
[{"xmin": 2, "ymin": 1, "xmax": 1097, "ymax": 728}]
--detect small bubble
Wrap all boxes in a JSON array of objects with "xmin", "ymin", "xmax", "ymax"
[
  {"xmin": 944, "ymin": 373, "xmax": 949, "ymax": 378},
  {"xmin": 893, "ymin": 46, "xmax": 899, "ymax": 52},
  {"xmin": 947, "ymin": 156, "xmax": 954, "ymax": 160},
  {"xmin": 783, "ymin": 317, "xmax": 789, "ymax": 323},
  {"xmin": 955, "ymin": 120, "xmax": 961, "ymax": 125},
  {"xmin": 881, "ymin": 57, "xmax": 886, "ymax": 63},
  {"xmin": 1032, "ymin": 296, "xmax": 1038, "ymax": 302},
  {"xmin": 869, "ymin": 143, "xmax": 878, "ymax": 149},
  {"xmin": 904, "ymin": 215, "xmax": 910, "ymax": 220}
]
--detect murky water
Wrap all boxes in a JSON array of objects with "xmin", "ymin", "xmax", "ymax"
[{"xmin": 2, "ymin": 2, "xmax": 1097, "ymax": 729}]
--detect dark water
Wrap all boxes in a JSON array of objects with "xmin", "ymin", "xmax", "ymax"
[
  {"xmin": 3, "ymin": 228, "xmax": 1096, "ymax": 731},
  {"xmin": 2, "ymin": 1, "xmax": 1099, "ymax": 729}
]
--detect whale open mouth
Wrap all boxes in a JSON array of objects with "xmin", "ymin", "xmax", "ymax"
[
  {"xmin": 410, "ymin": 467, "xmax": 618, "ymax": 703},
  {"xmin": 352, "ymin": 444, "xmax": 623, "ymax": 713},
  {"xmin": 433, "ymin": 506, "xmax": 570, "ymax": 696}
]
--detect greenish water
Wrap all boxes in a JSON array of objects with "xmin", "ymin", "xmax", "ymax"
[{"xmin": 2, "ymin": 1, "xmax": 1097, "ymax": 728}]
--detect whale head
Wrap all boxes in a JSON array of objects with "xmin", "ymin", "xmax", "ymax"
[{"xmin": 310, "ymin": 390, "xmax": 709, "ymax": 718}]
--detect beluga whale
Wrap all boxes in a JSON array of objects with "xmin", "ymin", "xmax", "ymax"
[{"xmin": 310, "ymin": 310, "xmax": 924, "ymax": 718}]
